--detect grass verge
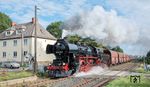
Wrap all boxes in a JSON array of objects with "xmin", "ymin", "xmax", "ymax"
[
  {"xmin": 131, "ymin": 63, "xmax": 150, "ymax": 74},
  {"xmin": 106, "ymin": 76, "xmax": 150, "ymax": 87},
  {"xmin": 0, "ymin": 71, "xmax": 33, "ymax": 82},
  {"xmin": 134, "ymin": 68, "xmax": 150, "ymax": 74}
]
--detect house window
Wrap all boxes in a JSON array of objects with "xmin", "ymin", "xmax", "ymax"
[
  {"xmin": 24, "ymin": 39, "xmax": 28, "ymax": 45},
  {"xmin": 13, "ymin": 51, "xmax": 17, "ymax": 58},
  {"xmin": 3, "ymin": 41, "xmax": 7, "ymax": 47},
  {"xmin": 24, "ymin": 51, "xmax": 27, "ymax": 56},
  {"xmin": 3, "ymin": 52, "xmax": 6, "ymax": 58},
  {"xmin": 7, "ymin": 31, "xmax": 10, "ymax": 35},
  {"xmin": 14, "ymin": 40, "xmax": 17, "ymax": 46},
  {"xmin": 5, "ymin": 31, "xmax": 13, "ymax": 36},
  {"xmin": 17, "ymin": 30, "xmax": 22, "ymax": 34}
]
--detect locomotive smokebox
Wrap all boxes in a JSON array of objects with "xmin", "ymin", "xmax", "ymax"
[{"xmin": 46, "ymin": 44, "xmax": 55, "ymax": 54}]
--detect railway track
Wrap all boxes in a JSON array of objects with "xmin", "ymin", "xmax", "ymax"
[
  {"xmin": 110, "ymin": 62, "xmax": 138, "ymax": 71},
  {"xmin": 5, "ymin": 62, "xmax": 138, "ymax": 87}
]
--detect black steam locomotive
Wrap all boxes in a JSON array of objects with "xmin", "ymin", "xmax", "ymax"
[{"xmin": 44, "ymin": 39, "xmax": 110, "ymax": 78}]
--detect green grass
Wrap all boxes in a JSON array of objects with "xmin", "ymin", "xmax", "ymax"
[
  {"xmin": 131, "ymin": 63, "xmax": 150, "ymax": 74},
  {"xmin": 106, "ymin": 76, "xmax": 150, "ymax": 87},
  {"xmin": 0, "ymin": 71, "xmax": 33, "ymax": 81},
  {"xmin": 135, "ymin": 68, "xmax": 150, "ymax": 74}
]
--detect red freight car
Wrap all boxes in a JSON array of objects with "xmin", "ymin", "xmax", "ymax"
[
  {"xmin": 103, "ymin": 49, "xmax": 131, "ymax": 66},
  {"xmin": 118, "ymin": 52, "xmax": 124, "ymax": 63},
  {"xmin": 103, "ymin": 50, "xmax": 119, "ymax": 65}
]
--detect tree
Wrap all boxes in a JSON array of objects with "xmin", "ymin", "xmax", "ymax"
[
  {"xmin": 66, "ymin": 35, "xmax": 103, "ymax": 47},
  {"xmin": 0, "ymin": 12, "xmax": 12, "ymax": 33},
  {"xmin": 146, "ymin": 50, "xmax": 150, "ymax": 64},
  {"xmin": 111, "ymin": 46, "xmax": 124, "ymax": 53},
  {"xmin": 81, "ymin": 37, "xmax": 99, "ymax": 47},
  {"xmin": 146, "ymin": 51, "xmax": 150, "ymax": 57},
  {"xmin": 105, "ymin": 45, "xmax": 112, "ymax": 50},
  {"xmin": 46, "ymin": 21, "xmax": 63, "ymax": 39},
  {"xmin": 66, "ymin": 35, "xmax": 82, "ymax": 44}
]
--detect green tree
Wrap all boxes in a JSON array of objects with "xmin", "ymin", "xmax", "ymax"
[
  {"xmin": 146, "ymin": 51, "xmax": 150, "ymax": 57},
  {"xmin": 66, "ymin": 35, "xmax": 82, "ymax": 44},
  {"xmin": 0, "ymin": 12, "xmax": 12, "ymax": 33},
  {"xmin": 105, "ymin": 45, "xmax": 112, "ymax": 50},
  {"xmin": 146, "ymin": 50, "xmax": 150, "ymax": 64},
  {"xmin": 46, "ymin": 21, "xmax": 63, "ymax": 38},
  {"xmin": 81, "ymin": 37, "xmax": 99, "ymax": 47},
  {"xmin": 111, "ymin": 46, "xmax": 124, "ymax": 53},
  {"xmin": 66, "ymin": 35, "xmax": 103, "ymax": 47}
]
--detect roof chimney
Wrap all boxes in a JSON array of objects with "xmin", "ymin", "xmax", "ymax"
[
  {"xmin": 32, "ymin": 17, "xmax": 35, "ymax": 23},
  {"xmin": 11, "ymin": 22, "xmax": 16, "ymax": 26},
  {"xmin": 32, "ymin": 17, "xmax": 38, "ymax": 23}
]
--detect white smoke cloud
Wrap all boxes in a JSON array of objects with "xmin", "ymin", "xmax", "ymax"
[
  {"xmin": 61, "ymin": 6, "xmax": 139, "ymax": 46},
  {"xmin": 74, "ymin": 66, "xmax": 105, "ymax": 77}
]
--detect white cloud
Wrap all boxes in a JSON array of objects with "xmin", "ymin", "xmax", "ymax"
[{"xmin": 0, "ymin": 0, "xmax": 87, "ymax": 26}]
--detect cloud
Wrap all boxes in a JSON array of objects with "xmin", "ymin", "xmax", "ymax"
[{"xmin": 0, "ymin": 0, "xmax": 87, "ymax": 26}]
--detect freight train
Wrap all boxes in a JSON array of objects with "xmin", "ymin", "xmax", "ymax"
[{"xmin": 44, "ymin": 39, "xmax": 131, "ymax": 78}]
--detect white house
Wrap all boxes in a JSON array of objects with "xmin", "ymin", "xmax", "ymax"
[{"xmin": 0, "ymin": 18, "xmax": 57, "ymax": 65}]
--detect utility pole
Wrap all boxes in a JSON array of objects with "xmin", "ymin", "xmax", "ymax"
[
  {"xmin": 21, "ymin": 31, "xmax": 24, "ymax": 67},
  {"xmin": 34, "ymin": 5, "xmax": 37, "ymax": 73}
]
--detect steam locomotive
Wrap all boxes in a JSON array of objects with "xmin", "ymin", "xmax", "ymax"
[{"xmin": 45, "ymin": 39, "xmax": 131, "ymax": 78}]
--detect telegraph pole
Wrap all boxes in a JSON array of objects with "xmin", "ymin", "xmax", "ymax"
[
  {"xmin": 21, "ymin": 31, "xmax": 24, "ymax": 67},
  {"xmin": 34, "ymin": 5, "xmax": 37, "ymax": 73}
]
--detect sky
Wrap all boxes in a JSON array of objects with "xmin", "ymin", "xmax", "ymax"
[{"xmin": 0, "ymin": 0, "xmax": 150, "ymax": 56}]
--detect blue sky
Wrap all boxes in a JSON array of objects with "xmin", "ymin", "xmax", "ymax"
[
  {"xmin": 0, "ymin": 0, "xmax": 150, "ymax": 55},
  {"xmin": 0, "ymin": 0, "xmax": 113, "ymax": 27}
]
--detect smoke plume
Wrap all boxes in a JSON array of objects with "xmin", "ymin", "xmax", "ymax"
[
  {"xmin": 60, "ymin": 6, "xmax": 146, "ymax": 55},
  {"xmin": 61, "ymin": 6, "xmax": 139, "ymax": 45}
]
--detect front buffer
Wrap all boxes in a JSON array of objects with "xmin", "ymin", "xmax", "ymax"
[{"xmin": 45, "ymin": 64, "xmax": 73, "ymax": 78}]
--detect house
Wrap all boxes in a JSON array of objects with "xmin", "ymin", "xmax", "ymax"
[{"xmin": 0, "ymin": 18, "xmax": 57, "ymax": 65}]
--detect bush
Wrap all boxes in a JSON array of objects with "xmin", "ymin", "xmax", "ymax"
[
  {"xmin": 20, "ymin": 63, "xmax": 29, "ymax": 67},
  {"xmin": 37, "ymin": 72, "xmax": 48, "ymax": 78}
]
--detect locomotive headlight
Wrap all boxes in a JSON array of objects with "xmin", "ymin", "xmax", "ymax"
[{"xmin": 63, "ymin": 63, "xmax": 65, "ymax": 65}]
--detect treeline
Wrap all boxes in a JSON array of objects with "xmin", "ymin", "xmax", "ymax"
[
  {"xmin": 135, "ymin": 51, "xmax": 150, "ymax": 64},
  {"xmin": 146, "ymin": 51, "xmax": 150, "ymax": 64}
]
